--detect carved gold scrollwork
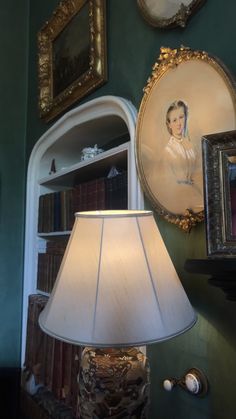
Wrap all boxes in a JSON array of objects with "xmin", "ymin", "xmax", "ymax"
[
  {"xmin": 144, "ymin": 46, "xmax": 208, "ymax": 97},
  {"xmin": 164, "ymin": 209, "xmax": 205, "ymax": 233}
]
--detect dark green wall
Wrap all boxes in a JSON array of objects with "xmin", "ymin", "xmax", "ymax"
[
  {"xmin": 0, "ymin": 1, "xmax": 28, "ymax": 366},
  {"xmin": 24, "ymin": 0, "xmax": 236, "ymax": 418}
]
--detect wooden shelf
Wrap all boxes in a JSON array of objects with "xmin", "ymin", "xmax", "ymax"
[
  {"xmin": 38, "ymin": 231, "xmax": 71, "ymax": 238},
  {"xmin": 39, "ymin": 142, "xmax": 128, "ymax": 188}
]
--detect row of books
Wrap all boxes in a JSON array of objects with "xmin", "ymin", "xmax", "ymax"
[
  {"xmin": 23, "ymin": 294, "xmax": 81, "ymax": 416},
  {"xmin": 38, "ymin": 171, "xmax": 127, "ymax": 233},
  {"xmin": 37, "ymin": 239, "xmax": 69, "ymax": 293}
]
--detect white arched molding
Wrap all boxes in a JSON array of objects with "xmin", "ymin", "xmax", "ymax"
[{"xmin": 22, "ymin": 95, "xmax": 143, "ymax": 365}]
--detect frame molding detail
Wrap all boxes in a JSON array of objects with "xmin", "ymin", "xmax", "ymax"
[
  {"xmin": 137, "ymin": 0, "xmax": 206, "ymax": 28},
  {"xmin": 202, "ymin": 130, "xmax": 236, "ymax": 256},
  {"xmin": 38, "ymin": 0, "xmax": 107, "ymax": 122}
]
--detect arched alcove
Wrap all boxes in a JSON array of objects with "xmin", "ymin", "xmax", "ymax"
[{"xmin": 22, "ymin": 95, "xmax": 143, "ymax": 364}]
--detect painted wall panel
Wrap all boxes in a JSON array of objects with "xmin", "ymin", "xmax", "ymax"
[
  {"xmin": 24, "ymin": 0, "xmax": 236, "ymax": 418},
  {"xmin": 0, "ymin": 0, "xmax": 28, "ymax": 366}
]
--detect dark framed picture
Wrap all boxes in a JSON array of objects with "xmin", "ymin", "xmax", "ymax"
[
  {"xmin": 38, "ymin": 0, "xmax": 107, "ymax": 122},
  {"xmin": 135, "ymin": 46, "xmax": 236, "ymax": 232},
  {"xmin": 137, "ymin": 0, "xmax": 206, "ymax": 28},
  {"xmin": 202, "ymin": 130, "xmax": 236, "ymax": 256}
]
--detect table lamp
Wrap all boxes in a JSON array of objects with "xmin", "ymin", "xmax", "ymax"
[{"xmin": 39, "ymin": 210, "xmax": 196, "ymax": 418}]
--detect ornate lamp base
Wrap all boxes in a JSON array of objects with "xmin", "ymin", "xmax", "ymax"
[{"xmin": 77, "ymin": 347, "xmax": 150, "ymax": 418}]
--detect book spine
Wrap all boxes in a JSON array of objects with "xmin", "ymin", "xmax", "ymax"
[
  {"xmin": 105, "ymin": 171, "xmax": 128, "ymax": 209},
  {"xmin": 37, "ymin": 238, "xmax": 68, "ymax": 293},
  {"xmin": 51, "ymin": 340, "xmax": 64, "ymax": 400},
  {"xmin": 71, "ymin": 345, "xmax": 81, "ymax": 416},
  {"xmin": 54, "ymin": 191, "xmax": 61, "ymax": 231},
  {"xmin": 24, "ymin": 295, "xmax": 49, "ymax": 387}
]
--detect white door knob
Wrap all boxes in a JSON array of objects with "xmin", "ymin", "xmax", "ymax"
[
  {"xmin": 163, "ymin": 379, "xmax": 175, "ymax": 391},
  {"xmin": 185, "ymin": 372, "xmax": 201, "ymax": 394}
]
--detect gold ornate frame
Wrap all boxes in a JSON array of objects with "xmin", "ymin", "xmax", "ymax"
[
  {"xmin": 136, "ymin": 46, "xmax": 236, "ymax": 232},
  {"xmin": 38, "ymin": 0, "xmax": 107, "ymax": 122},
  {"xmin": 137, "ymin": 0, "xmax": 206, "ymax": 28}
]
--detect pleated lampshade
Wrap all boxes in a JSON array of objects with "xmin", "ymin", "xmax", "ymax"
[{"xmin": 39, "ymin": 210, "xmax": 196, "ymax": 347}]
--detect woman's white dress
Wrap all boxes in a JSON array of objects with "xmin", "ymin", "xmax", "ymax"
[{"xmin": 164, "ymin": 136, "xmax": 197, "ymax": 185}]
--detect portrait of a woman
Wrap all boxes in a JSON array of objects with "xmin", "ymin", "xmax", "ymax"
[
  {"xmin": 136, "ymin": 48, "xmax": 236, "ymax": 223},
  {"xmin": 164, "ymin": 100, "xmax": 197, "ymax": 186},
  {"xmin": 147, "ymin": 99, "xmax": 202, "ymax": 214}
]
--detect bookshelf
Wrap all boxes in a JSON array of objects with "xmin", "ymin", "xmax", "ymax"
[
  {"xmin": 39, "ymin": 142, "xmax": 128, "ymax": 188},
  {"xmin": 21, "ymin": 96, "xmax": 143, "ymax": 413}
]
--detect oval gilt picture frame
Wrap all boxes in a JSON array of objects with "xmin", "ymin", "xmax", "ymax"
[
  {"xmin": 135, "ymin": 46, "xmax": 236, "ymax": 232},
  {"xmin": 137, "ymin": 0, "xmax": 206, "ymax": 28}
]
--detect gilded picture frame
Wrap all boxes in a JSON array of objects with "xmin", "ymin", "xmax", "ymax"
[
  {"xmin": 136, "ymin": 46, "xmax": 236, "ymax": 232},
  {"xmin": 38, "ymin": 0, "xmax": 107, "ymax": 122},
  {"xmin": 202, "ymin": 130, "xmax": 236, "ymax": 256},
  {"xmin": 137, "ymin": 0, "xmax": 206, "ymax": 28}
]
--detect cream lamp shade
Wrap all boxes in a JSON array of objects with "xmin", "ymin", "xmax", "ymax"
[{"xmin": 39, "ymin": 210, "xmax": 196, "ymax": 347}]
